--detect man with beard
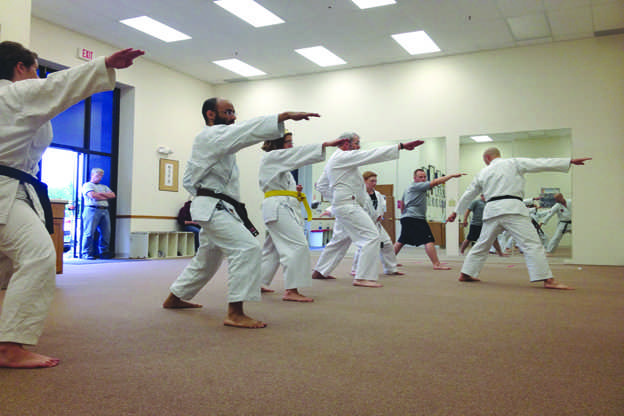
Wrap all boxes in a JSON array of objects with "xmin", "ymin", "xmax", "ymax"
[{"xmin": 162, "ymin": 97, "xmax": 319, "ymax": 328}]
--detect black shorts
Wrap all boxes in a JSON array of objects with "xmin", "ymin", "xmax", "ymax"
[
  {"xmin": 466, "ymin": 224, "xmax": 482, "ymax": 242},
  {"xmin": 398, "ymin": 217, "xmax": 435, "ymax": 247}
]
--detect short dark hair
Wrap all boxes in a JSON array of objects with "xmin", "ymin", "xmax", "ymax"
[
  {"xmin": 262, "ymin": 132, "xmax": 291, "ymax": 152},
  {"xmin": 414, "ymin": 168, "xmax": 426, "ymax": 176},
  {"xmin": 0, "ymin": 41, "xmax": 38, "ymax": 81},
  {"xmin": 201, "ymin": 97, "xmax": 218, "ymax": 125}
]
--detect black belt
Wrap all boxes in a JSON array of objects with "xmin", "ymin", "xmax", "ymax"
[
  {"xmin": 0, "ymin": 165, "xmax": 54, "ymax": 234},
  {"xmin": 87, "ymin": 206, "xmax": 108, "ymax": 209},
  {"xmin": 487, "ymin": 195, "xmax": 523, "ymax": 203},
  {"xmin": 561, "ymin": 220, "xmax": 571, "ymax": 224},
  {"xmin": 196, "ymin": 188, "xmax": 259, "ymax": 237}
]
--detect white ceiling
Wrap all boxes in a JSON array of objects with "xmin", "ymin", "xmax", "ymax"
[{"xmin": 31, "ymin": 0, "xmax": 624, "ymax": 84}]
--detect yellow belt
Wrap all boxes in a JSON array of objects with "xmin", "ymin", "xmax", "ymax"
[{"xmin": 264, "ymin": 190, "xmax": 312, "ymax": 221}]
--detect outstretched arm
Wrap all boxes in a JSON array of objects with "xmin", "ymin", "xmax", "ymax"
[
  {"xmin": 278, "ymin": 112, "xmax": 321, "ymax": 122},
  {"xmin": 430, "ymin": 173, "xmax": 466, "ymax": 188},
  {"xmin": 323, "ymin": 137, "xmax": 349, "ymax": 148},
  {"xmin": 398, "ymin": 140, "xmax": 425, "ymax": 150},
  {"xmin": 105, "ymin": 48, "xmax": 145, "ymax": 69}
]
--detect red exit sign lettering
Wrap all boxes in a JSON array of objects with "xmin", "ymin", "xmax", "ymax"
[{"xmin": 77, "ymin": 48, "xmax": 94, "ymax": 61}]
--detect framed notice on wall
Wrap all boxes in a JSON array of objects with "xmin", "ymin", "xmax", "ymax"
[{"xmin": 159, "ymin": 159, "xmax": 179, "ymax": 192}]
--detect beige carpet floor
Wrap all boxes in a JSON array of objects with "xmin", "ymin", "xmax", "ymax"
[{"xmin": 1, "ymin": 248, "xmax": 622, "ymax": 415}]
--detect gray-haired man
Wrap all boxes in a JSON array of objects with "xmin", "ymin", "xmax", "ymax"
[{"xmin": 81, "ymin": 168, "xmax": 116, "ymax": 259}]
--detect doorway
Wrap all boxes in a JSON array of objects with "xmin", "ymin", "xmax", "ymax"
[{"xmin": 41, "ymin": 148, "xmax": 85, "ymax": 258}]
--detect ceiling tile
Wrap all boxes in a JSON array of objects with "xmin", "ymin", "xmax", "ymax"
[
  {"xmin": 507, "ymin": 13, "xmax": 552, "ymax": 40},
  {"xmin": 548, "ymin": 6, "xmax": 593, "ymax": 39},
  {"xmin": 592, "ymin": 1, "xmax": 624, "ymax": 31}
]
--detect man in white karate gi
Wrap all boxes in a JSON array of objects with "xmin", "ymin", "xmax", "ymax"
[
  {"xmin": 162, "ymin": 97, "xmax": 319, "ymax": 327},
  {"xmin": 311, "ymin": 133, "xmax": 423, "ymax": 287},
  {"xmin": 447, "ymin": 147, "xmax": 590, "ymax": 289},
  {"xmin": 351, "ymin": 171, "xmax": 403, "ymax": 276},
  {"xmin": 0, "ymin": 41, "xmax": 143, "ymax": 368},
  {"xmin": 540, "ymin": 193, "xmax": 572, "ymax": 253}
]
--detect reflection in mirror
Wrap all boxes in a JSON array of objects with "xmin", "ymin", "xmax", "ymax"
[{"xmin": 459, "ymin": 128, "xmax": 572, "ymax": 259}]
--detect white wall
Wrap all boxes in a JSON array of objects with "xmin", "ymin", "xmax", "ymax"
[
  {"xmin": 30, "ymin": 18, "xmax": 214, "ymax": 256},
  {"xmin": 217, "ymin": 36, "xmax": 624, "ymax": 265}
]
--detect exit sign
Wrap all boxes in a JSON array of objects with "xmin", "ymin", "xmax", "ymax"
[{"xmin": 77, "ymin": 48, "xmax": 94, "ymax": 61}]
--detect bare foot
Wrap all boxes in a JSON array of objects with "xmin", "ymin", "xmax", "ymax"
[
  {"xmin": 282, "ymin": 289, "xmax": 314, "ymax": 302},
  {"xmin": 162, "ymin": 292, "xmax": 202, "ymax": 309},
  {"xmin": 261, "ymin": 287, "xmax": 275, "ymax": 293},
  {"xmin": 223, "ymin": 315, "xmax": 267, "ymax": 328},
  {"xmin": 459, "ymin": 273, "xmax": 480, "ymax": 282},
  {"xmin": 353, "ymin": 279, "xmax": 383, "ymax": 288},
  {"xmin": 387, "ymin": 271, "xmax": 405, "ymax": 276},
  {"xmin": 543, "ymin": 278, "xmax": 574, "ymax": 290},
  {"xmin": 433, "ymin": 264, "xmax": 452, "ymax": 270},
  {"xmin": 312, "ymin": 270, "xmax": 336, "ymax": 280},
  {"xmin": 0, "ymin": 343, "xmax": 60, "ymax": 369}
]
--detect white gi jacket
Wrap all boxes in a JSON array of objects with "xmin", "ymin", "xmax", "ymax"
[
  {"xmin": 183, "ymin": 115, "xmax": 284, "ymax": 221},
  {"xmin": 542, "ymin": 201, "xmax": 572, "ymax": 224},
  {"xmin": 456, "ymin": 157, "xmax": 571, "ymax": 221},
  {"xmin": 0, "ymin": 57, "xmax": 115, "ymax": 225},
  {"xmin": 259, "ymin": 143, "xmax": 325, "ymax": 223},
  {"xmin": 325, "ymin": 145, "xmax": 399, "ymax": 208},
  {"xmin": 365, "ymin": 190, "xmax": 386, "ymax": 222}
]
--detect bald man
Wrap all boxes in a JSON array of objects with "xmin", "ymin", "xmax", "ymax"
[{"xmin": 447, "ymin": 147, "xmax": 590, "ymax": 290}]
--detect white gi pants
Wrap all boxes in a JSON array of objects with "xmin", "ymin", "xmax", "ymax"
[
  {"xmin": 170, "ymin": 208, "xmax": 262, "ymax": 303},
  {"xmin": 462, "ymin": 214, "xmax": 552, "ymax": 282},
  {"xmin": 352, "ymin": 223, "xmax": 397, "ymax": 274},
  {"xmin": 546, "ymin": 222, "xmax": 571, "ymax": 253},
  {"xmin": 0, "ymin": 186, "xmax": 56, "ymax": 345},
  {"xmin": 316, "ymin": 203, "xmax": 380, "ymax": 280},
  {"xmin": 261, "ymin": 205, "xmax": 311, "ymax": 290},
  {"xmin": 314, "ymin": 218, "xmax": 352, "ymax": 277}
]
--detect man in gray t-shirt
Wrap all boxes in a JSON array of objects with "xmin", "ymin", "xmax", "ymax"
[
  {"xmin": 81, "ymin": 168, "xmax": 115, "ymax": 259},
  {"xmin": 394, "ymin": 168, "xmax": 463, "ymax": 270}
]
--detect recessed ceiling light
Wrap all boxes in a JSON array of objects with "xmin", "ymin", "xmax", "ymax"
[
  {"xmin": 352, "ymin": 0, "xmax": 396, "ymax": 9},
  {"xmin": 295, "ymin": 46, "xmax": 346, "ymax": 67},
  {"xmin": 213, "ymin": 59, "xmax": 266, "ymax": 77},
  {"xmin": 470, "ymin": 135, "xmax": 493, "ymax": 142},
  {"xmin": 120, "ymin": 16, "xmax": 191, "ymax": 43},
  {"xmin": 391, "ymin": 30, "xmax": 441, "ymax": 55},
  {"xmin": 214, "ymin": 0, "xmax": 284, "ymax": 28}
]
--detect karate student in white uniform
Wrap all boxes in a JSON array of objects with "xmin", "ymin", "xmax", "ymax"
[
  {"xmin": 162, "ymin": 97, "xmax": 319, "ymax": 328},
  {"xmin": 259, "ymin": 131, "xmax": 345, "ymax": 302},
  {"xmin": 0, "ymin": 41, "xmax": 143, "ymax": 368},
  {"xmin": 311, "ymin": 133, "xmax": 424, "ymax": 287},
  {"xmin": 351, "ymin": 171, "xmax": 403, "ymax": 276},
  {"xmin": 447, "ymin": 147, "xmax": 590, "ymax": 290},
  {"xmin": 540, "ymin": 193, "xmax": 572, "ymax": 253}
]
